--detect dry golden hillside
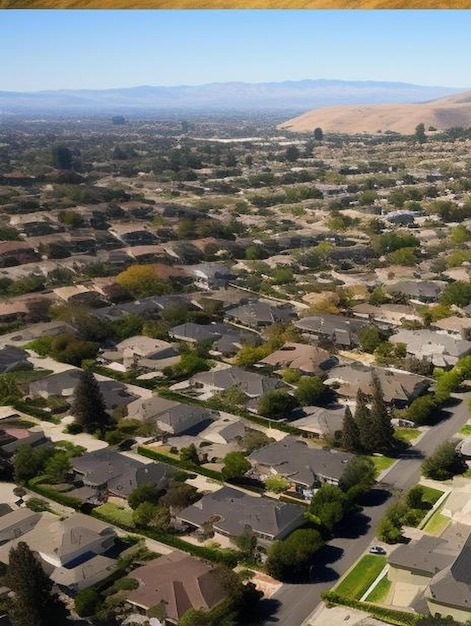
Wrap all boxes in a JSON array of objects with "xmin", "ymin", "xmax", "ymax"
[
  {"xmin": 3, "ymin": 0, "xmax": 471, "ymax": 6},
  {"xmin": 279, "ymin": 91, "xmax": 471, "ymax": 135}
]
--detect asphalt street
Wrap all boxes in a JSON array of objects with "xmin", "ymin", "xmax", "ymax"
[{"xmin": 259, "ymin": 391, "xmax": 471, "ymax": 626}]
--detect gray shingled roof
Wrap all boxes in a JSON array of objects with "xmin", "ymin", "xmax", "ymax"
[
  {"xmin": 178, "ymin": 486, "xmax": 304, "ymax": 539},
  {"xmin": 191, "ymin": 366, "xmax": 280, "ymax": 398},
  {"xmin": 249, "ymin": 437, "xmax": 353, "ymax": 486},
  {"xmin": 72, "ymin": 449, "xmax": 172, "ymax": 497},
  {"xmin": 389, "ymin": 535, "xmax": 457, "ymax": 576},
  {"xmin": 428, "ymin": 530, "xmax": 471, "ymax": 610},
  {"xmin": 225, "ymin": 301, "xmax": 296, "ymax": 327},
  {"xmin": 295, "ymin": 314, "xmax": 367, "ymax": 347}
]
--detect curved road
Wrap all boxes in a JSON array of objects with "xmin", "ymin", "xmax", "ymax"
[{"xmin": 260, "ymin": 391, "xmax": 471, "ymax": 626}]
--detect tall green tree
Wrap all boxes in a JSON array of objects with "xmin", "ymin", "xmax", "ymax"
[
  {"xmin": 354, "ymin": 389, "xmax": 372, "ymax": 453},
  {"xmin": 222, "ymin": 452, "xmax": 251, "ymax": 481},
  {"xmin": 415, "ymin": 123, "xmax": 427, "ymax": 144},
  {"xmin": 341, "ymin": 406, "xmax": 361, "ymax": 452},
  {"xmin": 71, "ymin": 369, "xmax": 110, "ymax": 433},
  {"xmin": 369, "ymin": 374, "xmax": 395, "ymax": 453},
  {"xmin": 51, "ymin": 145, "xmax": 73, "ymax": 170},
  {"xmin": 5, "ymin": 542, "xmax": 67, "ymax": 626}
]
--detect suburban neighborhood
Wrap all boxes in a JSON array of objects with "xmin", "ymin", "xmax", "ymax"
[{"xmin": 2, "ymin": 107, "xmax": 471, "ymax": 626}]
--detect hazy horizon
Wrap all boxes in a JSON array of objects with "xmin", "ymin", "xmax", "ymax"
[{"xmin": 2, "ymin": 11, "xmax": 471, "ymax": 91}]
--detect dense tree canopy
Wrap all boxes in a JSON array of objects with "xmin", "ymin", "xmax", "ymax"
[
  {"xmin": 422, "ymin": 441, "xmax": 467, "ymax": 481},
  {"xmin": 257, "ymin": 389, "xmax": 299, "ymax": 420},
  {"xmin": 266, "ymin": 528, "xmax": 324, "ymax": 581}
]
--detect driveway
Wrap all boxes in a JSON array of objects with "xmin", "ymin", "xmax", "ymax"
[{"xmin": 38, "ymin": 415, "xmax": 109, "ymax": 452}]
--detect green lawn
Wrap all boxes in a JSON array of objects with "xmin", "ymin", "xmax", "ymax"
[
  {"xmin": 365, "ymin": 576, "xmax": 391, "ymax": 603},
  {"xmin": 395, "ymin": 428, "xmax": 421, "ymax": 443},
  {"xmin": 421, "ymin": 486, "xmax": 444, "ymax": 507},
  {"xmin": 460, "ymin": 424, "xmax": 471, "ymax": 436},
  {"xmin": 94, "ymin": 503, "xmax": 135, "ymax": 528},
  {"xmin": 335, "ymin": 555, "xmax": 387, "ymax": 600},
  {"xmin": 423, "ymin": 511, "xmax": 450, "ymax": 536},
  {"xmin": 369, "ymin": 455, "xmax": 396, "ymax": 476},
  {"xmin": 12, "ymin": 369, "xmax": 53, "ymax": 384}
]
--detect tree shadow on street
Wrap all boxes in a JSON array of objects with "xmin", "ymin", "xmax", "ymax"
[
  {"xmin": 357, "ymin": 487, "xmax": 391, "ymax": 508},
  {"xmin": 335, "ymin": 511, "xmax": 371, "ymax": 539},
  {"xmin": 246, "ymin": 598, "xmax": 282, "ymax": 624}
]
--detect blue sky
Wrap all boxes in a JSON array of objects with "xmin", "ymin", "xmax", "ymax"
[{"xmin": 1, "ymin": 11, "xmax": 470, "ymax": 91}]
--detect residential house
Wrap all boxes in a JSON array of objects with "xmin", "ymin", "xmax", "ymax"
[
  {"xmin": 0, "ymin": 320, "xmax": 75, "ymax": 346},
  {"xmin": 257, "ymin": 342, "xmax": 335, "ymax": 374},
  {"xmin": 126, "ymin": 552, "xmax": 228, "ymax": 625},
  {"xmin": 388, "ymin": 534, "xmax": 460, "ymax": 587},
  {"xmin": 108, "ymin": 223, "xmax": 159, "ymax": 247},
  {"xmin": 165, "ymin": 241, "xmax": 203, "ymax": 265},
  {"xmin": 431, "ymin": 316, "xmax": 471, "ymax": 341},
  {"xmin": 351, "ymin": 303, "xmax": 422, "ymax": 328},
  {"xmin": 191, "ymin": 288, "xmax": 251, "ymax": 312},
  {"xmin": 0, "ymin": 241, "xmax": 39, "ymax": 267},
  {"xmin": 295, "ymin": 314, "xmax": 368, "ymax": 348},
  {"xmin": 0, "ymin": 426, "xmax": 49, "ymax": 462},
  {"xmin": 0, "ymin": 346, "xmax": 30, "ymax": 373},
  {"xmin": 0, "ymin": 508, "xmax": 42, "ymax": 544},
  {"xmin": 426, "ymin": 533, "xmax": 471, "ymax": 623},
  {"xmin": 106, "ymin": 336, "xmax": 179, "ymax": 370},
  {"xmin": 289, "ymin": 406, "xmax": 346, "ymax": 439},
  {"xmin": 249, "ymin": 437, "xmax": 354, "ymax": 496},
  {"xmin": 389, "ymin": 329, "xmax": 471, "ymax": 368},
  {"xmin": 0, "ymin": 511, "xmax": 118, "ymax": 593},
  {"xmin": 187, "ymin": 263, "xmax": 236, "ymax": 291},
  {"xmin": 200, "ymin": 416, "xmax": 247, "ymax": 445},
  {"xmin": 385, "ymin": 210, "xmax": 416, "ymax": 225},
  {"xmin": 94, "ymin": 295, "xmax": 193, "ymax": 324},
  {"xmin": 325, "ymin": 364, "xmax": 431, "ymax": 407},
  {"xmin": 225, "ymin": 300, "xmax": 297, "ymax": 329},
  {"xmin": 387, "ymin": 280, "xmax": 446, "ymax": 304},
  {"xmin": 126, "ymin": 244, "xmax": 172, "ymax": 264},
  {"xmin": 189, "ymin": 366, "xmax": 281, "ymax": 403},
  {"xmin": 28, "ymin": 370, "xmax": 139, "ymax": 410},
  {"xmin": 127, "ymin": 394, "xmax": 213, "ymax": 436},
  {"xmin": 150, "ymin": 404, "xmax": 214, "ymax": 437},
  {"xmin": 169, "ymin": 322, "xmax": 261, "ymax": 356},
  {"xmin": 71, "ymin": 448, "xmax": 172, "ymax": 500},
  {"xmin": 177, "ymin": 486, "xmax": 305, "ymax": 542}
]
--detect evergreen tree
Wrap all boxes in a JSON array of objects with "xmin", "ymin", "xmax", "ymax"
[
  {"xmin": 71, "ymin": 369, "xmax": 110, "ymax": 433},
  {"xmin": 51, "ymin": 145, "xmax": 73, "ymax": 170},
  {"xmin": 354, "ymin": 389, "xmax": 372, "ymax": 453},
  {"xmin": 369, "ymin": 373, "xmax": 395, "ymax": 453},
  {"xmin": 341, "ymin": 406, "xmax": 361, "ymax": 452},
  {"xmin": 6, "ymin": 542, "xmax": 67, "ymax": 626}
]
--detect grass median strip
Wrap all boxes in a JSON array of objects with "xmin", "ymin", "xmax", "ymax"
[
  {"xmin": 365, "ymin": 576, "xmax": 391, "ymax": 603},
  {"xmin": 335, "ymin": 554, "xmax": 387, "ymax": 600}
]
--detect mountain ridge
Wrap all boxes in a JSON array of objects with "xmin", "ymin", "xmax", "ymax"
[{"xmin": 0, "ymin": 79, "xmax": 465, "ymax": 114}]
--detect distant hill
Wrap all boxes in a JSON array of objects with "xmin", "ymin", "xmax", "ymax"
[
  {"xmin": 279, "ymin": 90, "xmax": 471, "ymax": 135},
  {"xmin": 0, "ymin": 80, "xmax": 464, "ymax": 115}
]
